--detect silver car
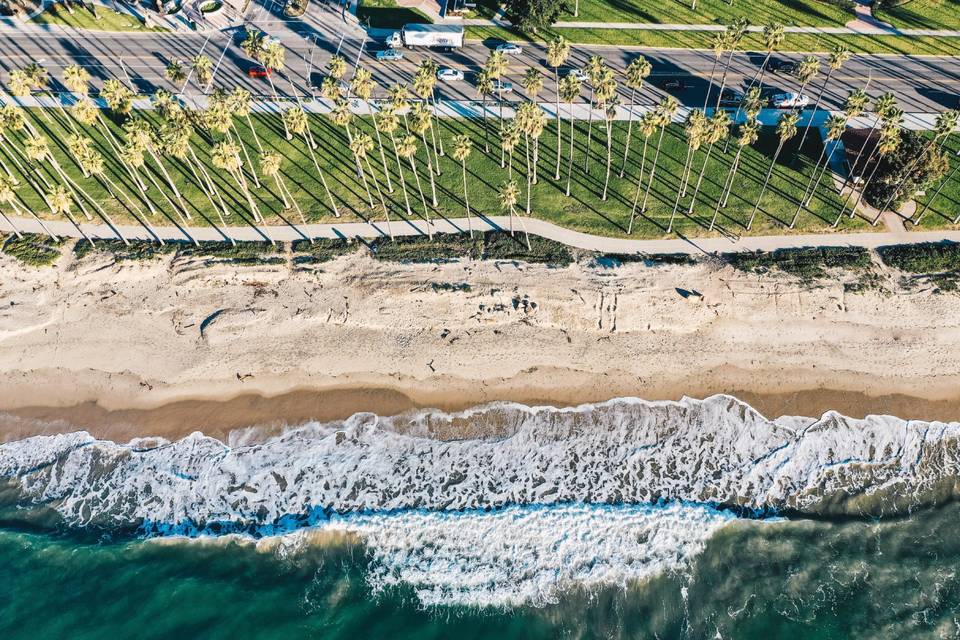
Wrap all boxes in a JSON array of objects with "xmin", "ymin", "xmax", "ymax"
[
  {"xmin": 436, "ymin": 67, "xmax": 464, "ymax": 81},
  {"xmin": 495, "ymin": 43, "xmax": 523, "ymax": 55},
  {"xmin": 376, "ymin": 49, "xmax": 404, "ymax": 62}
]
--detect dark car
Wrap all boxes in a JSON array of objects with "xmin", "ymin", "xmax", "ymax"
[
  {"xmin": 718, "ymin": 89, "xmax": 744, "ymax": 107},
  {"xmin": 660, "ymin": 78, "xmax": 691, "ymax": 91},
  {"xmin": 767, "ymin": 59, "xmax": 797, "ymax": 74}
]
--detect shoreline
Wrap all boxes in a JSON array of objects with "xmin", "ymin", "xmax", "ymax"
[{"xmin": 4, "ymin": 368, "xmax": 960, "ymax": 443}]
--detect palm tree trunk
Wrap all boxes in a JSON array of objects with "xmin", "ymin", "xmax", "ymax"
[
  {"xmin": 0, "ymin": 204, "xmax": 21, "ymax": 238},
  {"xmin": 554, "ymin": 68, "xmax": 562, "ymax": 180},
  {"xmin": 642, "ymin": 126, "xmax": 668, "ymax": 213},
  {"xmin": 9, "ymin": 196, "xmax": 58, "ymax": 241},
  {"xmin": 147, "ymin": 146, "xmax": 192, "ymax": 219},
  {"xmin": 244, "ymin": 113, "xmax": 265, "ymax": 154},
  {"xmin": 914, "ymin": 161, "xmax": 960, "ymax": 225},
  {"xmin": 230, "ymin": 123, "xmax": 261, "ymax": 188},
  {"xmin": 389, "ymin": 132, "xmax": 413, "ymax": 218},
  {"xmin": 714, "ymin": 145, "xmax": 744, "ymax": 222},
  {"xmin": 461, "ymin": 158, "xmax": 472, "ymax": 236},
  {"xmin": 419, "ymin": 131, "xmax": 438, "ymax": 207},
  {"xmin": 525, "ymin": 134, "xmax": 533, "ymax": 216},
  {"xmin": 703, "ymin": 55, "xmax": 720, "ymax": 111},
  {"xmin": 748, "ymin": 140, "xmax": 787, "ymax": 229},
  {"xmin": 482, "ymin": 94, "xmax": 490, "ymax": 154},
  {"xmin": 601, "ymin": 118, "xmax": 613, "ymax": 200},
  {"xmin": 620, "ymin": 87, "xmax": 638, "ymax": 178},
  {"xmin": 584, "ymin": 90, "xmax": 595, "ymax": 172},
  {"xmin": 797, "ymin": 69, "xmax": 834, "ymax": 152},
  {"xmin": 628, "ymin": 136, "xmax": 651, "ymax": 234},
  {"xmin": 565, "ymin": 102, "xmax": 575, "ymax": 196},
  {"xmin": 301, "ymin": 134, "xmax": 340, "ymax": 217},
  {"xmin": 687, "ymin": 142, "xmax": 716, "ymax": 214},
  {"xmin": 372, "ymin": 121, "xmax": 394, "ymax": 193},
  {"xmin": 712, "ymin": 50, "xmax": 735, "ymax": 111},
  {"xmin": 790, "ymin": 140, "xmax": 830, "ymax": 228},
  {"xmin": 407, "ymin": 155, "xmax": 431, "ymax": 239},
  {"xmin": 431, "ymin": 92, "xmax": 445, "ymax": 158}
]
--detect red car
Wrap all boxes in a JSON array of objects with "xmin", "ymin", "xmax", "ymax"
[{"xmin": 247, "ymin": 65, "xmax": 272, "ymax": 78}]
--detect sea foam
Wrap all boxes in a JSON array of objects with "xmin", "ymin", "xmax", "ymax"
[{"xmin": 1, "ymin": 394, "xmax": 958, "ymax": 533}]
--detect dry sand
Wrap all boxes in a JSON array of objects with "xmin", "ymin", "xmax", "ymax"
[{"xmin": 1, "ymin": 245, "xmax": 959, "ymax": 442}]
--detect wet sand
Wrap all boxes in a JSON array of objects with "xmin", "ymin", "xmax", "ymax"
[{"xmin": 4, "ymin": 380, "xmax": 960, "ymax": 444}]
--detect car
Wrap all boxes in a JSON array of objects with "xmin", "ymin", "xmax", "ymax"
[
  {"xmin": 660, "ymin": 78, "xmax": 691, "ymax": 91},
  {"xmin": 495, "ymin": 43, "xmax": 523, "ymax": 55},
  {"xmin": 496, "ymin": 80, "xmax": 514, "ymax": 94},
  {"xmin": 263, "ymin": 35, "xmax": 281, "ymax": 47},
  {"xmin": 565, "ymin": 68, "xmax": 588, "ymax": 82},
  {"xmin": 767, "ymin": 59, "xmax": 797, "ymax": 74},
  {"xmin": 770, "ymin": 92, "xmax": 811, "ymax": 108},
  {"xmin": 247, "ymin": 65, "xmax": 272, "ymax": 78},
  {"xmin": 718, "ymin": 89, "xmax": 744, "ymax": 107},
  {"xmin": 376, "ymin": 49, "xmax": 404, "ymax": 62},
  {"xmin": 436, "ymin": 67, "xmax": 464, "ymax": 81}
]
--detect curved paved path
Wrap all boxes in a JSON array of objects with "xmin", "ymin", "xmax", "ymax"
[{"xmin": 2, "ymin": 212, "xmax": 958, "ymax": 255}]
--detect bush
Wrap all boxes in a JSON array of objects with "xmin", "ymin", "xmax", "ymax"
[
  {"xmin": 290, "ymin": 238, "xmax": 355, "ymax": 263},
  {"xmin": 2, "ymin": 233, "xmax": 62, "ymax": 266},
  {"xmin": 726, "ymin": 246, "xmax": 871, "ymax": 279},
  {"xmin": 369, "ymin": 232, "xmax": 572, "ymax": 265},
  {"xmin": 864, "ymin": 131, "xmax": 949, "ymax": 211},
  {"xmin": 876, "ymin": 242, "xmax": 960, "ymax": 273}
]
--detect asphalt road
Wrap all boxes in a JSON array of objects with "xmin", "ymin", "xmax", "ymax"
[{"xmin": 0, "ymin": 1, "xmax": 957, "ymax": 114}]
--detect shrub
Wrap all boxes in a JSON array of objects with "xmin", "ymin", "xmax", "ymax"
[
  {"xmin": 864, "ymin": 131, "xmax": 949, "ymax": 211},
  {"xmin": 726, "ymin": 246, "xmax": 871, "ymax": 279},
  {"xmin": 2, "ymin": 233, "xmax": 62, "ymax": 266}
]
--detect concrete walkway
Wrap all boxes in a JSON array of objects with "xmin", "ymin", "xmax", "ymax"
[{"xmin": 2, "ymin": 212, "xmax": 957, "ymax": 255}]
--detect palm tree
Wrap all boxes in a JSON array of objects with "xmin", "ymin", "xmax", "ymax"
[
  {"xmin": 451, "ymin": 134, "xmax": 475, "ymax": 236},
  {"xmin": 63, "ymin": 64, "xmax": 91, "ymax": 96},
  {"xmin": 498, "ymin": 179, "xmax": 529, "ymax": 249},
  {"xmin": 378, "ymin": 108, "xmax": 413, "ymax": 218},
  {"xmin": 546, "ymin": 35, "xmax": 571, "ymax": 180},
  {"xmin": 596, "ymin": 73, "xmax": 619, "ymax": 201},
  {"xmin": 260, "ymin": 150, "xmax": 309, "ymax": 229},
  {"xmin": 409, "ymin": 102, "xmax": 439, "ymax": 207},
  {"xmin": 501, "ymin": 120, "xmax": 521, "ymax": 177},
  {"xmin": 0, "ymin": 174, "xmax": 58, "ymax": 241},
  {"xmin": 849, "ymin": 124, "xmax": 901, "ymax": 224},
  {"xmin": 47, "ymin": 184, "xmax": 90, "ymax": 245},
  {"xmin": 331, "ymin": 99, "xmax": 375, "ymax": 209},
  {"xmin": 620, "ymin": 55, "xmax": 652, "ymax": 178},
  {"xmin": 213, "ymin": 141, "xmax": 267, "ymax": 232},
  {"xmin": 485, "ymin": 51, "xmax": 508, "ymax": 164},
  {"xmin": 473, "ymin": 69, "xmax": 495, "ymax": 156},
  {"xmin": 397, "ymin": 134, "xmax": 431, "ymax": 238},
  {"xmin": 642, "ymin": 96, "xmax": 679, "ymax": 215},
  {"xmin": 748, "ymin": 111, "xmax": 800, "ymax": 230},
  {"xmin": 711, "ymin": 118, "xmax": 760, "ymax": 230},
  {"xmin": 124, "ymin": 118, "xmax": 192, "ymax": 220},
  {"xmin": 793, "ymin": 56, "xmax": 821, "ymax": 115},
  {"xmin": 101, "ymin": 79, "xmax": 135, "ymax": 116},
  {"xmin": 836, "ymin": 91, "xmax": 896, "ymax": 201},
  {"xmin": 283, "ymin": 107, "xmax": 339, "ymax": 217},
  {"xmin": 165, "ymin": 60, "xmax": 186, "ymax": 85},
  {"xmin": 240, "ymin": 28, "xmax": 266, "ymax": 59},
  {"xmin": 725, "ymin": 22, "xmax": 784, "ymax": 153},
  {"xmin": 519, "ymin": 102, "xmax": 546, "ymax": 216},
  {"xmin": 23, "ymin": 134, "xmax": 100, "ymax": 223},
  {"xmin": 583, "ymin": 55, "xmax": 605, "ymax": 172},
  {"xmin": 797, "ymin": 45, "xmax": 851, "ymax": 151},
  {"xmin": 703, "ymin": 32, "xmax": 730, "ymax": 110},
  {"xmin": 521, "ymin": 68, "xmax": 544, "ymax": 184},
  {"xmin": 190, "ymin": 54, "xmax": 213, "ymax": 90},
  {"xmin": 327, "ymin": 54, "xmax": 347, "ymax": 80},
  {"xmin": 258, "ymin": 42, "xmax": 290, "ymax": 139},
  {"xmin": 413, "ymin": 60, "xmax": 442, "ymax": 170},
  {"xmin": 388, "ymin": 83, "xmax": 411, "ymax": 133},
  {"xmin": 687, "ymin": 109, "xmax": 731, "ymax": 215},
  {"xmin": 668, "ymin": 110, "xmax": 707, "ymax": 233},
  {"xmin": 791, "ymin": 114, "xmax": 848, "ymax": 228},
  {"xmin": 627, "ymin": 112, "xmax": 659, "ymax": 234},
  {"xmin": 559, "ymin": 73, "xmax": 582, "ymax": 196},
  {"xmin": 711, "ymin": 19, "xmax": 749, "ymax": 111}
]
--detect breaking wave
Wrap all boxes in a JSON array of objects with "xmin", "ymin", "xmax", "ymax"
[{"xmin": 1, "ymin": 394, "xmax": 957, "ymax": 533}]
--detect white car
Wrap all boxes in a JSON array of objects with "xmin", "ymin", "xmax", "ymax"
[
  {"xmin": 565, "ymin": 68, "xmax": 588, "ymax": 82},
  {"xmin": 496, "ymin": 80, "xmax": 513, "ymax": 94},
  {"xmin": 376, "ymin": 49, "xmax": 404, "ymax": 62},
  {"xmin": 436, "ymin": 67, "xmax": 464, "ymax": 81},
  {"xmin": 771, "ymin": 92, "xmax": 810, "ymax": 108},
  {"xmin": 263, "ymin": 35, "xmax": 281, "ymax": 47},
  {"xmin": 495, "ymin": 43, "xmax": 523, "ymax": 55}
]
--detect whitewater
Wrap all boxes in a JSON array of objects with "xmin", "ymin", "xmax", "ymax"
[{"xmin": 2, "ymin": 393, "xmax": 959, "ymax": 607}]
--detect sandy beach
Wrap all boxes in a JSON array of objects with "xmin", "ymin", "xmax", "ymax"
[{"xmin": 1, "ymin": 244, "xmax": 960, "ymax": 442}]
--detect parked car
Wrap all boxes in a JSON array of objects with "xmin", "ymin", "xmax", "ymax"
[
  {"xmin": 437, "ymin": 67, "xmax": 465, "ymax": 81},
  {"xmin": 247, "ymin": 65, "xmax": 272, "ymax": 78},
  {"xmin": 263, "ymin": 35, "xmax": 282, "ymax": 47},
  {"xmin": 718, "ymin": 89, "xmax": 744, "ymax": 107},
  {"xmin": 660, "ymin": 78, "xmax": 691, "ymax": 91},
  {"xmin": 771, "ymin": 92, "xmax": 811, "ymax": 108},
  {"xmin": 496, "ymin": 80, "xmax": 514, "ymax": 94},
  {"xmin": 495, "ymin": 43, "xmax": 523, "ymax": 55},
  {"xmin": 565, "ymin": 68, "xmax": 589, "ymax": 82},
  {"xmin": 376, "ymin": 48, "xmax": 404, "ymax": 62},
  {"xmin": 767, "ymin": 59, "xmax": 797, "ymax": 74}
]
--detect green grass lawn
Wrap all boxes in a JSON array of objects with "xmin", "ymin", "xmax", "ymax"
[
  {"xmin": 466, "ymin": 24, "xmax": 960, "ymax": 55},
  {"xmin": 31, "ymin": 4, "xmax": 166, "ymax": 31},
  {"xmin": 1, "ymin": 105, "xmax": 861, "ymax": 242},
  {"xmin": 874, "ymin": 0, "xmax": 960, "ymax": 30},
  {"xmin": 565, "ymin": 0, "xmax": 853, "ymax": 26},
  {"xmin": 356, "ymin": 0, "xmax": 432, "ymax": 27}
]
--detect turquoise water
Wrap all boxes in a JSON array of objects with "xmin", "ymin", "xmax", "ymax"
[{"xmin": 1, "ymin": 506, "xmax": 958, "ymax": 639}]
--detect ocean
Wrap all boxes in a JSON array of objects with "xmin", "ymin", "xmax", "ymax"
[{"xmin": 1, "ymin": 395, "xmax": 958, "ymax": 639}]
